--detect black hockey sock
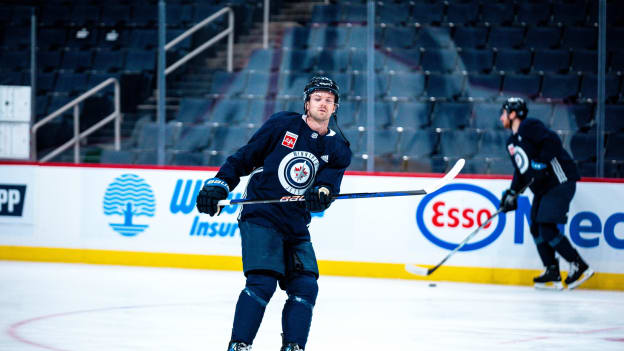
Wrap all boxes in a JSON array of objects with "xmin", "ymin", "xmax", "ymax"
[
  {"xmin": 231, "ymin": 274, "xmax": 277, "ymax": 344},
  {"xmin": 535, "ymin": 242, "xmax": 558, "ymax": 267},
  {"xmin": 539, "ymin": 223, "xmax": 581, "ymax": 263}
]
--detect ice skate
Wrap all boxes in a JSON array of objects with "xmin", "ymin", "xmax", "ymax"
[
  {"xmin": 227, "ymin": 341, "xmax": 252, "ymax": 351},
  {"xmin": 281, "ymin": 343, "xmax": 304, "ymax": 351},
  {"xmin": 565, "ymin": 260, "xmax": 595, "ymax": 290},
  {"xmin": 533, "ymin": 265, "xmax": 563, "ymax": 290}
]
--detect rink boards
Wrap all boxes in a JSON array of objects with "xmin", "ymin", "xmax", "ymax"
[{"xmin": 1, "ymin": 162, "xmax": 623, "ymax": 290}]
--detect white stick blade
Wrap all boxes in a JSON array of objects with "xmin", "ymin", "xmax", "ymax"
[
  {"xmin": 404, "ymin": 264, "xmax": 430, "ymax": 276},
  {"xmin": 423, "ymin": 158, "xmax": 465, "ymax": 194}
]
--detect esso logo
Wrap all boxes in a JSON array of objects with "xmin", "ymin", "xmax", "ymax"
[{"xmin": 416, "ymin": 183, "xmax": 506, "ymax": 251}]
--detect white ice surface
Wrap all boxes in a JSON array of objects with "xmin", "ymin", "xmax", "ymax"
[{"xmin": 0, "ymin": 261, "xmax": 622, "ymax": 351}]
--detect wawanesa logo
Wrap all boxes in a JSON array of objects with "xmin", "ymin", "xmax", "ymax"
[
  {"xmin": 416, "ymin": 183, "xmax": 506, "ymax": 251},
  {"xmin": 103, "ymin": 174, "xmax": 156, "ymax": 236}
]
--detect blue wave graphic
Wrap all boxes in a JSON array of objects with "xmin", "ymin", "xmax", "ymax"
[
  {"xmin": 103, "ymin": 173, "xmax": 156, "ymax": 236},
  {"xmin": 109, "ymin": 223, "xmax": 149, "ymax": 237}
]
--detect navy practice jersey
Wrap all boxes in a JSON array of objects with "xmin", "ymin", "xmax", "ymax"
[
  {"xmin": 215, "ymin": 111, "xmax": 352, "ymax": 238},
  {"xmin": 506, "ymin": 118, "xmax": 580, "ymax": 195}
]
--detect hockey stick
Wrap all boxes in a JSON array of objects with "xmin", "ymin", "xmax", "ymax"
[
  {"xmin": 405, "ymin": 179, "xmax": 533, "ymax": 276},
  {"xmin": 405, "ymin": 209, "xmax": 503, "ymax": 276},
  {"xmin": 217, "ymin": 158, "xmax": 465, "ymax": 207}
]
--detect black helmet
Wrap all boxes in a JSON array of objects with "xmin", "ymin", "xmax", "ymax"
[
  {"xmin": 501, "ymin": 97, "xmax": 528, "ymax": 119},
  {"xmin": 303, "ymin": 76, "xmax": 339, "ymax": 105}
]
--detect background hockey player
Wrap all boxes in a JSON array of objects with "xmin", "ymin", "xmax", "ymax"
[
  {"xmin": 196, "ymin": 76, "xmax": 351, "ymax": 351},
  {"xmin": 498, "ymin": 97, "xmax": 594, "ymax": 290}
]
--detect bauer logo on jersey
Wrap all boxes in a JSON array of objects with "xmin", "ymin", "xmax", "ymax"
[
  {"xmin": 282, "ymin": 131, "xmax": 298, "ymax": 149},
  {"xmin": 278, "ymin": 151, "xmax": 320, "ymax": 195}
]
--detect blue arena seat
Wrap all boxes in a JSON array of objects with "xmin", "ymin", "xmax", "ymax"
[
  {"xmin": 570, "ymin": 132, "xmax": 597, "ymax": 161},
  {"xmin": 174, "ymin": 124, "xmax": 213, "ymax": 152},
  {"xmin": 241, "ymin": 72, "xmax": 271, "ymax": 98},
  {"xmin": 209, "ymin": 70, "xmax": 247, "ymax": 97},
  {"xmin": 453, "ymin": 26, "xmax": 488, "ymax": 49},
  {"xmin": 551, "ymin": 104, "xmax": 594, "ymax": 132},
  {"xmin": 532, "ymin": 49, "xmax": 571, "ymax": 74},
  {"xmin": 100, "ymin": 5, "xmax": 131, "ymax": 27},
  {"xmin": 341, "ymin": 5, "xmax": 366, "ymax": 23},
  {"xmin": 481, "ymin": 3, "xmax": 515, "ymax": 26},
  {"xmin": 386, "ymin": 73, "xmax": 426, "ymax": 100},
  {"xmin": 525, "ymin": 27, "xmax": 561, "ymax": 50},
  {"xmin": 281, "ymin": 49, "xmax": 315, "ymax": 72},
  {"xmin": 39, "ymin": 51, "xmax": 63, "ymax": 72},
  {"xmin": 395, "ymin": 102, "xmax": 431, "ymax": 130},
  {"xmin": 175, "ymin": 98, "xmax": 214, "ymax": 123},
  {"xmin": 446, "ymin": 1, "xmax": 480, "ymax": 25},
  {"xmin": 411, "ymin": 2, "xmax": 444, "ymax": 24},
  {"xmin": 414, "ymin": 26, "xmax": 452, "ymax": 49},
  {"xmin": 310, "ymin": 4, "xmax": 341, "ymax": 24},
  {"xmin": 282, "ymin": 27, "xmax": 312, "ymax": 49},
  {"xmin": 382, "ymin": 27, "xmax": 417, "ymax": 49},
  {"xmin": 571, "ymin": 50, "xmax": 597, "ymax": 73},
  {"xmin": 501, "ymin": 73, "xmax": 541, "ymax": 99},
  {"xmin": 472, "ymin": 102, "xmax": 505, "ymax": 130},
  {"xmin": 421, "ymin": 48, "xmax": 458, "ymax": 73},
  {"xmin": 124, "ymin": 49, "xmax": 155, "ymax": 72},
  {"xmin": 60, "ymin": 50, "xmax": 93, "ymax": 72},
  {"xmin": 210, "ymin": 126, "xmax": 252, "ymax": 154},
  {"xmin": 308, "ymin": 27, "xmax": 349, "ymax": 49},
  {"xmin": 562, "ymin": 27, "xmax": 597, "ymax": 50},
  {"xmin": 39, "ymin": 29, "xmax": 67, "ymax": 50},
  {"xmin": 210, "ymin": 99, "xmax": 250, "ymax": 126},
  {"xmin": 552, "ymin": 2, "xmax": 589, "ymax": 26},
  {"xmin": 605, "ymin": 105, "xmax": 624, "ymax": 132},
  {"xmin": 579, "ymin": 74, "xmax": 620, "ymax": 102},
  {"xmin": 516, "ymin": 2, "xmax": 552, "ymax": 26},
  {"xmin": 54, "ymin": 72, "xmax": 89, "ymax": 95},
  {"xmin": 540, "ymin": 74, "xmax": 580, "ymax": 101},
  {"xmin": 438, "ymin": 130, "xmax": 479, "ymax": 158},
  {"xmin": 458, "ymin": 49, "xmax": 494, "ymax": 74},
  {"xmin": 605, "ymin": 133, "xmax": 624, "ymax": 160},
  {"xmin": 382, "ymin": 49, "xmax": 421, "ymax": 72},
  {"xmin": 430, "ymin": 102, "xmax": 472, "ymax": 130},
  {"xmin": 399, "ymin": 130, "xmax": 437, "ymax": 158},
  {"xmin": 495, "ymin": 49, "xmax": 532, "ymax": 73},
  {"xmin": 315, "ymin": 49, "xmax": 350, "ymax": 73},
  {"xmin": 372, "ymin": 129, "xmax": 400, "ymax": 156},
  {"xmin": 488, "ymin": 27, "xmax": 525, "ymax": 49},
  {"xmin": 93, "ymin": 50, "xmax": 125, "ymax": 72},
  {"xmin": 426, "ymin": 73, "xmax": 465, "ymax": 100},
  {"xmin": 377, "ymin": 4, "xmax": 410, "ymax": 25},
  {"xmin": 479, "ymin": 130, "xmax": 509, "ymax": 157},
  {"xmin": 464, "ymin": 73, "xmax": 501, "ymax": 101}
]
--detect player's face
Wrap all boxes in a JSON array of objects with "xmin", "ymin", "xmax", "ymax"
[
  {"xmin": 500, "ymin": 109, "xmax": 511, "ymax": 129},
  {"xmin": 306, "ymin": 91, "xmax": 337, "ymax": 121}
]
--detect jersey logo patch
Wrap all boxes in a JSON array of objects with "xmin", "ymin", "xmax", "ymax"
[
  {"xmin": 282, "ymin": 131, "xmax": 298, "ymax": 149},
  {"xmin": 278, "ymin": 151, "xmax": 320, "ymax": 195},
  {"xmin": 513, "ymin": 145, "xmax": 529, "ymax": 174}
]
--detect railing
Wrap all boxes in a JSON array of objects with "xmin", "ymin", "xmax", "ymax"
[
  {"xmin": 164, "ymin": 6, "xmax": 234, "ymax": 75},
  {"xmin": 31, "ymin": 78, "xmax": 121, "ymax": 163}
]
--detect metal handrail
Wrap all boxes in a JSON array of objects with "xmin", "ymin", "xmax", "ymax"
[
  {"xmin": 164, "ymin": 6, "xmax": 234, "ymax": 75},
  {"xmin": 31, "ymin": 78, "xmax": 121, "ymax": 163}
]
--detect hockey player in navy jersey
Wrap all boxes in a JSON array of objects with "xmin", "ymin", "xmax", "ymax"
[
  {"xmin": 196, "ymin": 76, "xmax": 351, "ymax": 351},
  {"xmin": 498, "ymin": 97, "xmax": 594, "ymax": 290}
]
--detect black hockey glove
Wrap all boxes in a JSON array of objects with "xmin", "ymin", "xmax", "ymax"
[
  {"xmin": 499, "ymin": 189, "xmax": 518, "ymax": 213},
  {"xmin": 196, "ymin": 178, "xmax": 229, "ymax": 216},
  {"xmin": 304, "ymin": 185, "xmax": 333, "ymax": 213}
]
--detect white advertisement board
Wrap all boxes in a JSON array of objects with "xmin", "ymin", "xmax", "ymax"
[{"xmin": 1, "ymin": 164, "xmax": 623, "ymax": 278}]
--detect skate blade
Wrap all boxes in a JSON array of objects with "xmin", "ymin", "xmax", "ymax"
[
  {"xmin": 567, "ymin": 268, "xmax": 595, "ymax": 290},
  {"xmin": 534, "ymin": 281, "xmax": 564, "ymax": 291}
]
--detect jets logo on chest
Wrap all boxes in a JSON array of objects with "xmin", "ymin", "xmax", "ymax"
[
  {"xmin": 278, "ymin": 151, "xmax": 320, "ymax": 195},
  {"xmin": 282, "ymin": 131, "xmax": 298, "ymax": 149}
]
